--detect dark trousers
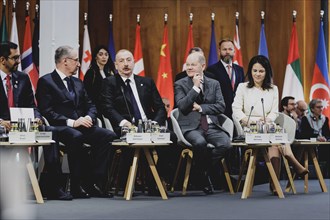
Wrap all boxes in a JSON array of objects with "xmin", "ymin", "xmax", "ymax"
[{"xmin": 54, "ymin": 125, "xmax": 116, "ymax": 186}]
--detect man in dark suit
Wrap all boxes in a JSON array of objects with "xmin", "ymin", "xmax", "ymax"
[
  {"xmin": 100, "ymin": 49, "xmax": 170, "ymax": 194},
  {"xmin": 101, "ymin": 49, "xmax": 166, "ymax": 135},
  {"xmin": 36, "ymin": 45, "xmax": 117, "ymax": 198},
  {"xmin": 175, "ymin": 52, "xmax": 231, "ymax": 194},
  {"xmin": 206, "ymin": 39, "xmax": 244, "ymax": 119},
  {"xmin": 0, "ymin": 42, "xmax": 72, "ymax": 200}
]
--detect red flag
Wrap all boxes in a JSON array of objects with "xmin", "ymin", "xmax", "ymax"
[
  {"xmin": 233, "ymin": 15, "xmax": 243, "ymax": 67},
  {"xmin": 182, "ymin": 23, "xmax": 194, "ymax": 70},
  {"xmin": 22, "ymin": 12, "xmax": 39, "ymax": 92},
  {"xmin": 133, "ymin": 22, "xmax": 145, "ymax": 76},
  {"xmin": 79, "ymin": 16, "xmax": 91, "ymax": 80},
  {"xmin": 310, "ymin": 19, "xmax": 330, "ymax": 124},
  {"xmin": 156, "ymin": 23, "xmax": 174, "ymax": 116}
]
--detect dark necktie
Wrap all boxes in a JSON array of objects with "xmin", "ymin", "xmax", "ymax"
[
  {"xmin": 6, "ymin": 75, "xmax": 14, "ymax": 108},
  {"xmin": 198, "ymin": 88, "xmax": 208, "ymax": 132},
  {"xmin": 64, "ymin": 77, "xmax": 76, "ymax": 102},
  {"xmin": 125, "ymin": 79, "xmax": 142, "ymax": 122}
]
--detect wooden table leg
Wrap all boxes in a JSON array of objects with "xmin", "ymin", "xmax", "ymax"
[
  {"xmin": 143, "ymin": 148, "xmax": 168, "ymax": 200},
  {"xmin": 262, "ymin": 149, "xmax": 284, "ymax": 199},
  {"xmin": 26, "ymin": 156, "xmax": 44, "ymax": 204},
  {"xmin": 304, "ymin": 150, "xmax": 309, "ymax": 193},
  {"xmin": 309, "ymin": 148, "xmax": 328, "ymax": 192},
  {"xmin": 247, "ymin": 150, "xmax": 257, "ymax": 197},
  {"xmin": 241, "ymin": 149, "xmax": 257, "ymax": 199},
  {"xmin": 125, "ymin": 148, "xmax": 140, "ymax": 200}
]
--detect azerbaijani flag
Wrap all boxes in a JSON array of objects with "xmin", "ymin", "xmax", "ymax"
[{"xmin": 310, "ymin": 19, "xmax": 330, "ymax": 124}]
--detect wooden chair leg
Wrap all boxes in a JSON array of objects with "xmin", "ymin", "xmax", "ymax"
[
  {"xmin": 221, "ymin": 158, "xmax": 234, "ymax": 194},
  {"xmin": 107, "ymin": 149, "xmax": 122, "ymax": 193},
  {"xmin": 182, "ymin": 150, "xmax": 193, "ymax": 195},
  {"xmin": 171, "ymin": 150, "xmax": 185, "ymax": 192},
  {"xmin": 282, "ymin": 155, "xmax": 296, "ymax": 194},
  {"xmin": 236, "ymin": 149, "xmax": 252, "ymax": 192}
]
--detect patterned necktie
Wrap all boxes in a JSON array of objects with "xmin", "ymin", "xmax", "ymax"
[
  {"xmin": 6, "ymin": 75, "xmax": 14, "ymax": 108},
  {"xmin": 64, "ymin": 77, "xmax": 76, "ymax": 101},
  {"xmin": 125, "ymin": 79, "xmax": 142, "ymax": 122},
  {"xmin": 227, "ymin": 65, "xmax": 235, "ymax": 90}
]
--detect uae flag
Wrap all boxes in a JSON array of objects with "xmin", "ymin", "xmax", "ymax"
[
  {"xmin": 310, "ymin": 19, "xmax": 330, "ymax": 124},
  {"xmin": 282, "ymin": 19, "xmax": 304, "ymax": 101},
  {"xmin": 133, "ymin": 21, "xmax": 145, "ymax": 76},
  {"xmin": 156, "ymin": 22, "xmax": 174, "ymax": 116}
]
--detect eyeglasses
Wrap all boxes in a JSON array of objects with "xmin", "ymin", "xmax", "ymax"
[
  {"xmin": 315, "ymin": 106, "xmax": 323, "ymax": 109},
  {"xmin": 7, "ymin": 55, "xmax": 21, "ymax": 61},
  {"xmin": 66, "ymin": 57, "xmax": 80, "ymax": 62}
]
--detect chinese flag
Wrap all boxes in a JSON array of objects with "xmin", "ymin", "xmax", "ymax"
[{"xmin": 156, "ymin": 24, "xmax": 174, "ymax": 116}]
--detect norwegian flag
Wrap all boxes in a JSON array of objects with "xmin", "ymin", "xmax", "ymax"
[
  {"xmin": 22, "ymin": 9, "xmax": 39, "ymax": 92},
  {"xmin": 79, "ymin": 14, "xmax": 91, "ymax": 80}
]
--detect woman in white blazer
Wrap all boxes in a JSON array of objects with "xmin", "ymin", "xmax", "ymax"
[{"xmin": 232, "ymin": 55, "xmax": 308, "ymax": 194}]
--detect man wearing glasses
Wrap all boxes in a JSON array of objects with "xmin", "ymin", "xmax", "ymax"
[
  {"xmin": 36, "ymin": 46, "xmax": 117, "ymax": 199},
  {"xmin": 0, "ymin": 41, "xmax": 73, "ymax": 200}
]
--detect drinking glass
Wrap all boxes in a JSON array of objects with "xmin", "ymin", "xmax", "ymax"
[{"xmin": 120, "ymin": 126, "xmax": 129, "ymax": 141}]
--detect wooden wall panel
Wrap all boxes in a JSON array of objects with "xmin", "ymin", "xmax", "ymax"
[{"xmin": 3, "ymin": 0, "xmax": 324, "ymax": 103}]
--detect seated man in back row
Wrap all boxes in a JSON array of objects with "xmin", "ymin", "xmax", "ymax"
[{"xmin": 174, "ymin": 52, "xmax": 231, "ymax": 194}]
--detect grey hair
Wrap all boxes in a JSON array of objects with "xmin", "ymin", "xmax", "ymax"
[
  {"xmin": 54, "ymin": 46, "xmax": 74, "ymax": 64},
  {"xmin": 309, "ymin": 99, "xmax": 322, "ymax": 110}
]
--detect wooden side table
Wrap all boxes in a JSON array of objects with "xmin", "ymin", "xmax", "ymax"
[
  {"xmin": 0, "ymin": 141, "xmax": 53, "ymax": 204},
  {"xmin": 112, "ymin": 142, "xmax": 170, "ymax": 200},
  {"xmin": 286, "ymin": 141, "xmax": 329, "ymax": 193},
  {"xmin": 232, "ymin": 142, "xmax": 285, "ymax": 199}
]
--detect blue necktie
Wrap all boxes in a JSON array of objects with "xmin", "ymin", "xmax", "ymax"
[
  {"xmin": 125, "ymin": 79, "xmax": 142, "ymax": 122},
  {"xmin": 64, "ymin": 77, "xmax": 76, "ymax": 102}
]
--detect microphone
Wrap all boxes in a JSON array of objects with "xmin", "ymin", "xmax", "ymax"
[
  {"xmin": 261, "ymin": 98, "xmax": 266, "ymax": 123},
  {"xmin": 120, "ymin": 86, "xmax": 133, "ymax": 123},
  {"xmin": 246, "ymin": 106, "xmax": 254, "ymax": 127}
]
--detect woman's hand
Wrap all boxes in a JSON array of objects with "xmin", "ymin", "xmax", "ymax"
[{"xmin": 317, "ymin": 136, "xmax": 327, "ymax": 142}]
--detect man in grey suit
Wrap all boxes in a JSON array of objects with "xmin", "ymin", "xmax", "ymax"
[{"xmin": 175, "ymin": 52, "xmax": 231, "ymax": 194}]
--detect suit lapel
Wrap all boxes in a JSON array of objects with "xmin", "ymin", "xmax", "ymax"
[
  {"xmin": 134, "ymin": 75, "xmax": 144, "ymax": 108},
  {"xmin": 12, "ymin": 72, "xmax": 19, "ymax": 106},
  {"xmin": 52, "ymin": 71, "xmax": 75, "ymax": 104}
]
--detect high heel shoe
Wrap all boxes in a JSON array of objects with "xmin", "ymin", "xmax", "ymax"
[{"xmin": 285, "ymin": 155, "xmax": 309, "ymax": 177}]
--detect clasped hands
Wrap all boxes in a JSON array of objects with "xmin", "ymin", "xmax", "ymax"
[
  {"xmin": 240, "ymin": 116, "xmax": 272, "ymax": 127},
  {"xmin": 73, "ymin": 116, "xmax": 93, "ymax": 128}
]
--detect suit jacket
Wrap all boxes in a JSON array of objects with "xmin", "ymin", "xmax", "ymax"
[
  {"xmin": 101, "ymin": 73, "xmax": 166, "ymax": 134},
  {"xmin": 36, "ymin": 70, "xmax": 97, "ymax": 126},
  {"xmin": 174, "ymin": 76, "xmax": 227, "ymax": 135},
  {"xmin": 206, "ymin": 61, "xmax": 244, "ymax": 118},
  {"xmin": 0, "ymin": 71, "xmax": 41, "ymax": 120}
]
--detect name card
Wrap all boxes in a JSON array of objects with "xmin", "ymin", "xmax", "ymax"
[
  {"xmin": 9, "ymin": 132, "xmax": 36, "ymax": 143},
  {"xmin": 245, "ymin": 133, "xmax": 270, "ymax": 144},
  {"xmin": 35, "ymin": 132, "xmax": 53, "ymax": 141},
  {"xmin": 269, "ymin": 133, "xmax": 289, "ymax": 143},
  {"xmin": 151, "ymin": 133, "xmax": 171, "ymax": 143},
  {"xmin": 126, "ymin": 133, "xmax": 151, "ymax": 143}
]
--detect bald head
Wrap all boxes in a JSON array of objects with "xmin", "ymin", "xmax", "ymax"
[
  {"xmin": 296, "ymin": 100, "xmax": 308, "ymax": 117},
  {"xmin": 185, "ymin": 52, "xmax": 206, "ymax": 78}
]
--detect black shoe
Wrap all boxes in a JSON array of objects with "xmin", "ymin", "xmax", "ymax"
[
  {"xmin": 202, "ymin": 173, "xmax": 214, "ymax": 195},
  {"xmin": 71, "ymin": 186, "xmax": 90, "ymax": 199},
  {"xmin": 46, "ymin": 188, "xmax": 73, "ymax": 201},
  {"xmin": 89, "ymin": 184, "xmax": 114, "ymax": 198}
]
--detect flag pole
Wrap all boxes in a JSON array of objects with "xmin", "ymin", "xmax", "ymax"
[
  {"xmin": 137, "ymin": 14, "xmax": 140, "ymax": 25},
  {"xmin": 13, "ymin": 0, "xmax": 15, "ymax": 10},
  {"xmin": 84, "ymin": 12, "xmax": 88, "ymax": 25},
  {"xmin": 235, "ymin": 11, "xmax": 239, "ymax": 26},
  {"xmin": 189, "ymin": 12, "xmax": 193, "ymax": 25},
  {"xmin": 3, "ymin": 0, "xmax": 6, "ymax": 6},
  {"xmin": 261, "ymin": 10, "xmax": 265, "ymax": 23},
  {"xmin": 26, "ymin": 2, "xmax": 30, "ymax": 16},
  {"xmin": 292, "ymin": 10, "xmax": 297, "ymax": 22},
  {"xmin": 164, "ymin": 13, "xmax": 168, "ymax": 25}
]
